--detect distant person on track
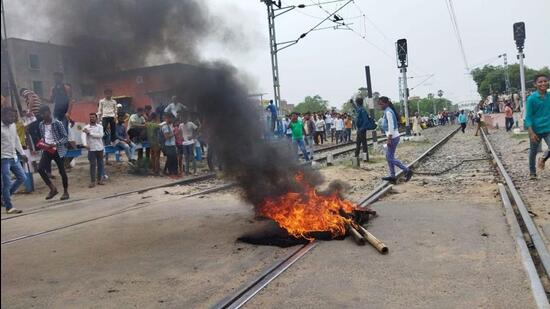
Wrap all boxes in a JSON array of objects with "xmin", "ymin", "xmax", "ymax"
[
  {"xmin": 379, "ymin": 96, "xmax": 413, "ymax": 184},
  {"xmin": 82, "ymin": 113, "xmax": 105, "ymax": 188},
  {"xmin": 353, "ymin": 98, "xmax": 371, "ymax": 158},
  {"xmin": 37, "ymin": 106, "xmax": 70, "ymax": 201},
  {"xmin": 412, "ymin": 112, "xmax": 422, "ymax": 136},
  {"xmin": 314, "ymin": 114, "xmax": 325, "ymax": 145},
  {"xmin": 344, "ymin": 115, "xmax": 353, "ymax": 142},
  {"xmin": 334, "ymin": 113, "xmax": 344, "ymax": 144},
  {"xmin": 458, "ymin": 110, "xmax": 467, "ymax": 133},
  {"xmin": 289, "ymin": 112, "xmax": 310, "ymax": 161},
  {"xmin": 179, "ymin": 113, "xmax": 198, "ymax": 176},
  {"xmin": 504, "ymin": 103, "xmax": 514, "ymax": 132},
  {"xmin": 265, "ymin": 100, "xmax": 278, "ymax": 133},
  {"xmin": 146, "ymin": 113, "xmax": 161, "ymax": 175},
  {"xmin": 1, "ymin": 107, "xmax": 27, "ymax": 214},
  {"xmin": 525, "ymin": 74, "xmax": 550, "ymax": 180},
  {"xmin": 474, "ymin": 111, "xmax": 487, "ymax": 136},
  {"xmin": 303, "ymin": 112, "xmax": 315, "ymax": 159},
  {"xmin": 161, "ymin": 113, "xmax": 179, "ymax": 178}
]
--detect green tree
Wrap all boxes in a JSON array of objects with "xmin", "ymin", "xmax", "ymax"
[
  {"xmin": 471, "ymin": 64, "xmax": 550, "ymax": 98},
  {"xmin": 293, "ymin": 95, "xmax": 329, "ymax": 114}
]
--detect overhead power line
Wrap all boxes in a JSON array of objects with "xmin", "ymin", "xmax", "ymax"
[{"xmin": 444, "ymin": 0, "xmax": 469, "ymax": 71}]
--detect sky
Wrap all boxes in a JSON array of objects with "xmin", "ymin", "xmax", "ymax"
[{"xmin": 4, "ymin": 0, "xmax": 550, "ymax": 108}]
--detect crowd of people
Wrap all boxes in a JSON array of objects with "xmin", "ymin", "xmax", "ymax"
[
  {"xmin": 2, "ymin": 72, "xmax": 549, "ymax": 214},
  {"xmin": 1, "ymin": 73, "xmax": 209, "ymax": 214}
]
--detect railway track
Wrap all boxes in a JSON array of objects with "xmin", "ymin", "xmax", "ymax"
[
  {"xmin": 1, "ymin": 173, "xmax": 219, "ymax": 221},
  {"xmin": 212, "ymin": 128, "xmax": 460, "ymax": 309},
  {"xmin": 214, "ymin": 127, "xmax": 550, "ymax": 308}
]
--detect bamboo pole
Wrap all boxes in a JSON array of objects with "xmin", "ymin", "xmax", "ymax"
[
  {"xmin": 346, "ymin": 223, "xmax": 366, "ymax": 246},
  {"xmin": 355, "ymin": 224, "xmax": 388, "ymax": 254}
]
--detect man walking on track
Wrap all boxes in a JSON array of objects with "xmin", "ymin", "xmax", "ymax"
[
  {"xmin": 37, "ymin": 106, "xmax": 70, "ymax": 200},
  {"xmin": 289, "ymin": 112, "xmax": 310, "ymax": 161},
  {"xmin": 524, "ymin": 74, "xmax": 550, "ymax": 180},
  {"xmin": 379, "ymin": 96, "xmax": 413, "ymax": 184},
  {"xmin": 1, "ymin": 107, "xmax": 27, "ymax": 214},
  {"xmin": 82, "ymin": 113, "xmax": 106, "ymax": 188},
  {"xmin": 458, "ymin": 110, "xmax": 467, "ymax": 133}
]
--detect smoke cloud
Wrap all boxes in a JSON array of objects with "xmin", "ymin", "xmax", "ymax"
[{"xmin": 15, "ymin": 0, "xmax": 327, "ymax": 208}]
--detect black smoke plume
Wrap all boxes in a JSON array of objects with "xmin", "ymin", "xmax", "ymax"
[{"xmin": 29, "ymin": 0, "xmax": 329, "ymax": 208}]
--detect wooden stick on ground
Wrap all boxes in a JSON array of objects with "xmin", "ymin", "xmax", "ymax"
[
  {"xmin": 355, "ymin": 224, "xmax": 388, "ymax": 254},
  {"xmin": 346, "ymin": 223, "xmax": 366, "ymax": 246}
]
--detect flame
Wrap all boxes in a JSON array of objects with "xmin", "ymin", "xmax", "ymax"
[{"xmin": 258, "ymin": 173, "xmax": 356, "ymax": 239}]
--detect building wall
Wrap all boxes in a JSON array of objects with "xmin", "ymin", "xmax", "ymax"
[{"xmin": 1, "ymin": 38, "xmax": 96, "ymax": 109}]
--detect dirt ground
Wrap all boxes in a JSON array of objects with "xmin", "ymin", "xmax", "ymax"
[
  {"xmin": 7, "ymin": 155, "xmax": 213, "ymax": 213},
  {"xmin": 2, "ymin": 125, "xmax": 540, "ymax": 308}
]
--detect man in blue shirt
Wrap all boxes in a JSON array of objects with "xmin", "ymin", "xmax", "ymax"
[
  {"xmin": 353, "ymin": 98, "xmax": 369, "ymax": 158},
  {"xmin": 265, "ymin": 100, "xmax": 278, "ymax": 133},
  {"xmin": 458, "ymin": 110, "xmax": 467, "ymax": 133},
  {"xmin": 524, "ymin": 74, "xmax": 550, "ymax": 179}
]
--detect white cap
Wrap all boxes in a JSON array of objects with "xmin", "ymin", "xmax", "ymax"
[{"xmin": 116, "ymin": 103, "xmax": 122, "ymax": 108}]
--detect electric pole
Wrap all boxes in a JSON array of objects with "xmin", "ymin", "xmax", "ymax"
[
  {"xmin": 263, "ymin": 0, "xmax": 282, "ymax": 110},
  {"xmin": 513, "ymin": 22, "xmax": 526, "ymax": 112},
  {"xmin": 396, "ymin": 39, "xmax": 410, "ymax": 135},
  {"xmin": 398, "ymin": 76, "xmax": 405, "ymax": 117},
  {"xmin": 498, "ymin": 53, "xmax": 511, "ymax": 94},
  {"xmin": 1, "ymin": 0, "xmax": 22, "ymax": 114},
  {"xmin": 260, "ymin": 0, "xmax": 352, "ymax": 110}
]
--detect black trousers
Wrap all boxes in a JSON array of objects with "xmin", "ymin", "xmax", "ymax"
[
  {"xmin": 355, "ymin": 129, "xmax": 367, "ymax": 157},
  {"xmin": 460, "ymin": 123, "xmax": 466, "ymax": 133},
  {"xmin": 38, "ymin": 151, "xmax": 68, "ymax": 190},
  {"xmin": 163, "ymin": 145, "xmax": 178, "ymax": 175},
  {"xmin": 102, "ymin": 117, "xmax": 116, "ymax": 143},
  {"xmin": 505, "ymin": 117, "xmax": 514, "ymax": 131}
]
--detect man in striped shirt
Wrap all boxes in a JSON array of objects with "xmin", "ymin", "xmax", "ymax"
[
  {"xmin": 20, "ymin": 88, "xmax": 42, "ymax": 116},
  {"xmin": 20, "ymin": 88, "xmax": 42, "ymax": 151}
]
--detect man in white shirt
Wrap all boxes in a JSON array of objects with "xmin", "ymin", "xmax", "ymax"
[
  {"xmin": 1, "ymin": 107, "xmax": 27, "ymax": 214},
  {"xmin": 97, "ymin": 89, "xmax": 118, "ymax": 144},
  {"xmin": 334, "ymin": 114, "xmax": 345, "ymax": 144},
  {"xmin": 324, "ymin": 112, "xmax": 333, "ymax": 142},
  {"xmin": 164, "ymin": 96, "xmax": 187, "ymax": 120},
  {"xmin": 179, "ymin": 113, "xmax": 198, "ymax": 175},
  {"xmin": 82, "ymin": 113, "xmax": 105, "ymax": 187}
]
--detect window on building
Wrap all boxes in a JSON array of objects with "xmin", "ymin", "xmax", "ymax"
[
  {"xmin": 29, "ymin": 54, "xmax": 40, "ymax": 70},
  {"xmin": 80, "ymin": 83, "xmax": 96, "ymax": 97},
  {"xmin": 32, "ymin": 81, "xmax": 44, "ymax": 97}
]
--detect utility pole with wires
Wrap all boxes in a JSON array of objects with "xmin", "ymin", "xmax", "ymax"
[
  {"xmin": 260, "ymin": 0, "xmax": 352, "ymax": 109},
  {"xmin": 1, "ymin": 0, "xmax": 22, "ymax": 114},
  {"xmin": 498, "ymin": 53, "xmax": 511, "ymax": 95}
]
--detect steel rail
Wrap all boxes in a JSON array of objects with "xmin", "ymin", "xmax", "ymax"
[
  {"xmin": 213, "ymin": 127, "xmax": 460, "ymax": 308},
  {"xmin": 357, "ymin": 126, "xmax": 460, "ymax": 207},
  {"xmin": 213, "ymin": 242, "xmax": 317, "ymax": 309},
  {"xmin": 481, "ymin": 130, "xmax": 550, "ymax": 278},
  {"xmin": 2, "ymin": 173, "xmax": 218, "ymax": 221},
  {"xmin": 1, "ymin": 183, "xmax": 235, "ymax": 246},
  {"xmin": 498, "ymin": 184, "xmax": 550, "ymax": 308}
]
